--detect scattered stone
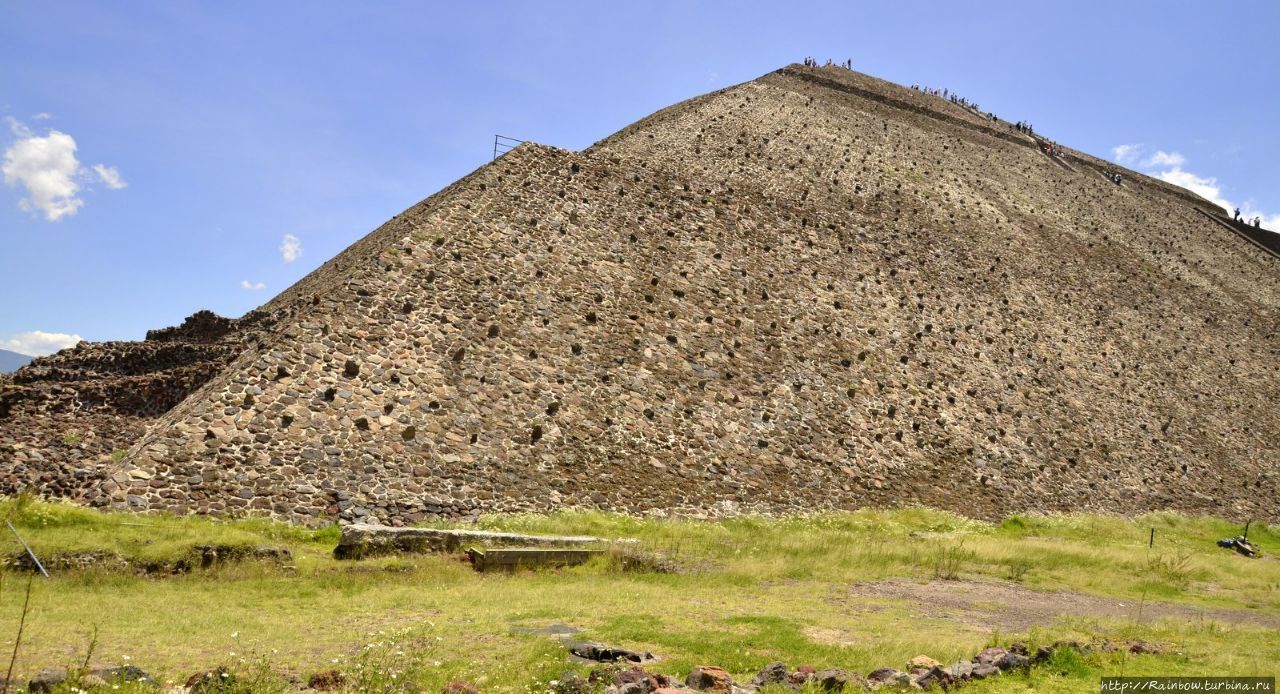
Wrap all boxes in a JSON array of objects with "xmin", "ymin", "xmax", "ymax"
[
  {"xmin": 686, "ymin": 665, "xmax": 733, "ymax": 692},
  {"xmin": 995, "ymin": 652, "xmax": 1030, "ymax": 671},
  {"xmin": 788, "ymin": 664, "xmax": 817, "ymax": 685},
  {"xmin": 612, "ymin": 665, "xmax": 666, "ymax": 691},
  {"xmin": 970, "ymin": 664, "xmax": 999, "ymax": 680},
  {"xmin": 909, "ymin": 655, "xmax": 942, "ymax": 670},
  {"xmin": 947, "ymin": 660, "xmax": 974, "ymax": 680},
  {"xmin": 914, "ymin": 665, "xmax": 953, "ymax": 689},
  {"xmin": 860, "ymin": 670, "xmax": 901, "ymax": 691},
  {"xmin": 813, "ymin": 668, "xmax": 855, "ymax": 692},
  {"xmin": 186, "ymin": 666, "xmax": 236, "ymax": 692},
  {"xmin": 973, "ymin": 647, "xmax": 1007, "ymax": 667},
  {"xmin": 750, "ymin": 662, "xmax": 789, "ymax": 687},
  {"xmin": 90, "ymin": 665, "xmax": 153, "ymax": 685},
  {"xmin": 27, "ymin": 668, "xmax": 68, "ymax": 693},
  {"xmin": 308, "ymin": 669, "xmax": 346, "ymax": 690},
  {"xmin": 569, "ymin": 641, "xmax": 655, "ymax": 664}
]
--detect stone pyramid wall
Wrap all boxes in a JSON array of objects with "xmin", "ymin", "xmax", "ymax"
[{"xmin": 83, "ymin": 65, "xmax": 1280, "ymax": 525}]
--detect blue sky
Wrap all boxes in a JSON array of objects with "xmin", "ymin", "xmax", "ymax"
[{"xmin": 2, "ymin": 1, "xmax": 1277, "ymax": 354}]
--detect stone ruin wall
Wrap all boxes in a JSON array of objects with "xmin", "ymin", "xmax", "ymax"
[
  {"xmin": 0, "ymin": 311, "xmax": 272, "ymax": 499},
  {"xmin": 5, "ymin": 65, "xmax": 1278, "ymax": 525}
]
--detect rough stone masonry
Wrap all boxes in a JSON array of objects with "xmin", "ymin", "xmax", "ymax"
[{"xmin": 2, "ymin": 64, "xmax": 1277, "ymax": 525}]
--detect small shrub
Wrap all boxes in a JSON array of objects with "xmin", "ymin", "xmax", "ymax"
[
  {"xmin": 1006, "ymin": 558, "xmax": 1033, "ymax": 582},
  {"xmin": 1145, "ymin": 550, "xmax": 1195, "ymax": 590},
  {"xmin": 930, "ymin": 541, "xmax": 972, "ymax": 580}
]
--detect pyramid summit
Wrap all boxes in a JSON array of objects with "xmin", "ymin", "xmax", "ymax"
[{"xmin": 3, "ymin": 64, "xmax": 1277, "ymax": 525}]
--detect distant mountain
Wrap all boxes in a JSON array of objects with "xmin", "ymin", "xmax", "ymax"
[{"xmin": 0, "ymin": 349, "xmax": 32, "ymax": 374}]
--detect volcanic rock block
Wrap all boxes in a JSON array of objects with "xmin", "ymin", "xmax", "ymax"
[{"xmin": 332, "ymin": 523, "xmax": 606, "ymax": 559}]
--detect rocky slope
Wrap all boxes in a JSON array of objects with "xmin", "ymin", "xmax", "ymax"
[
  {"xmin": 0, "ymin": 311, "xmax": 272, "ymax": 499},
  {"xmin": 5, "ymin": 64, "xmax": 1277, "ymax": 525}
]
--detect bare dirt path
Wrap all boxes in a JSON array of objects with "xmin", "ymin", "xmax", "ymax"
[{"xmin": 841, "ymin": 578, "xmax": 1280, "ymax": 634}]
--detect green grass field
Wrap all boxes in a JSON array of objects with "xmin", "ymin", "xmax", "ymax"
[{"xmin": 0, "ymin": 497, "xmax": 1276, "ymax": 692}]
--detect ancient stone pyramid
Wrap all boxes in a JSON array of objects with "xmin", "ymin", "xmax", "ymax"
[{"xmin": 6, "ymin": 65, "xmax": 1278, "ymax": 525}]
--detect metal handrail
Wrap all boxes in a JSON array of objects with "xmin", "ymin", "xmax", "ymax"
[{"xmin": 493, "ymin": 134, "xmax": 525, "ymax": 160}]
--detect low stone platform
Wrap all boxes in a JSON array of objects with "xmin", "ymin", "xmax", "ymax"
[
  {"xmin": 466, "ymin": 547, "xmax": 602, "ymax": 571},
  {"xmin": 333, "ymin": 523, "xmax": 607, "ymax": 559}
]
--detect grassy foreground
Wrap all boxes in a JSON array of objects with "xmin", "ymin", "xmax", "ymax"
[{"xmin": 0, "ymin": 497, "xmax": 1277, "ymax": 691}]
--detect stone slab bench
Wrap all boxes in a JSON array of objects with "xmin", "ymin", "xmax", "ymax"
[
  {"xmin": 333, "ymin": 523, "xmax": 609, "ymax": 559},
  {"xmin": 466, "ymin": 547, "xmax": 603, "ymax": 571}
]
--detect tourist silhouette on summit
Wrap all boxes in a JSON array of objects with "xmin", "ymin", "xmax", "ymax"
[
  {"xmin": 1255, "ymin": 216, "xmax": 1262, "ymax": 228},
  {"xmin": 1234, "ymin": 207, "xmax": 1241, "ymax": 221}
]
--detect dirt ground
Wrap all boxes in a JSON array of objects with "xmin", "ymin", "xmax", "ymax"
[{"xmin": 837, "ymin": 578, "xmax": 1280, "ymax": 634}]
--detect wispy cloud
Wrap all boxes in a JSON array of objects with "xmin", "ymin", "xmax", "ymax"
[
  {"xmin": 1111, "ymin": 143, "xmax": 1142, "ymax": 165},
  {"xmin": 1143, "ymin": 149, "xmax": 1276, "ymax": 231},
  {"xmin": 2, "ymin": 330, "xmax": 83, "ymax": 357},
  {"xmin": 240, "ymin": 280, "xmax": 266, "ymax": 290},
  {"xmin": 1145, "ymin": 150, "xmax": 1184, "ymax": 168},
  {"xmin": 92, "ymin": 163, "xmax": 127, "ymax": 189},
  {"xmin": 2, "ymin": 117, "xmax": 125, "ymax": 221},
  {"xmin": 1155, "ymin": 166, "xmax": 1230, "ymax": 211},
  {"xmin": 280, "ymin": 233, "xmax": 302, "ymax": 263}
]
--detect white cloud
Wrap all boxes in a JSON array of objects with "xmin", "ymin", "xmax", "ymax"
[
  {"xmin": 1, "ymin": 118, "xmax": 125, "ymax": 221},
  {"xmin": 1154, "ymin": 164, "xmax": 1276, "ymax": 232},
  {"xmin": 1112, "ymin": 143, "xmax": 1142, "ymax": 165},
  {"xmin": 1145, "ymin": 150, "xmax": 1185, "ymax": 168},
  {"xmin": 5, "ymin": 117, "xmax": 31, "ymax": 137},
  {"xmin": 1155, "ymin": 167, "xmax": 1231, "ymax": 213},
  {"xmin": 240, "ymin": 280, "xmax": 266, "ymax": 290},
  {"xmin": 2, "ymin": 330, "xmax": 83, "ymax": 357},
  {"xmin": 92, "ymin": 163, "xmax": 127, "ymax": 189},
  {"xmin": 2, "ymin": 128, "xmax": 84, "ymax": 220},
  {"xmin": 1116, "ymin": 142, "xmax": 1277, "ymax": 231},
  {"xmin": 31, "ymin": 113, "xmax": 52, "ymax": 121},
  {"xmin": 280, "ymin": 233, "xmax": 302, "ymax": 263}
]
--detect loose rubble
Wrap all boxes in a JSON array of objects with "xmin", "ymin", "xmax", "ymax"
[
  {"xmin": 11, "ymin": 638, "xmax": 1166, "ymax": 692},
  {"xmin": 572, "ymin": 638, "xmax": 1164, "ymax": 693}
]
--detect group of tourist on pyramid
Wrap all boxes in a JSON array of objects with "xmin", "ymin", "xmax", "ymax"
[
  {"xmin": 803, "ymin": 56, "xmax": 852, "ymax": 69},
  {"xmin": 801, "ymin": 58, "xmax": 1265, "ymax": 226},
  {"xmin": 1233, "ymin": 208, "xmax": 1265, "ymax": 228}
]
